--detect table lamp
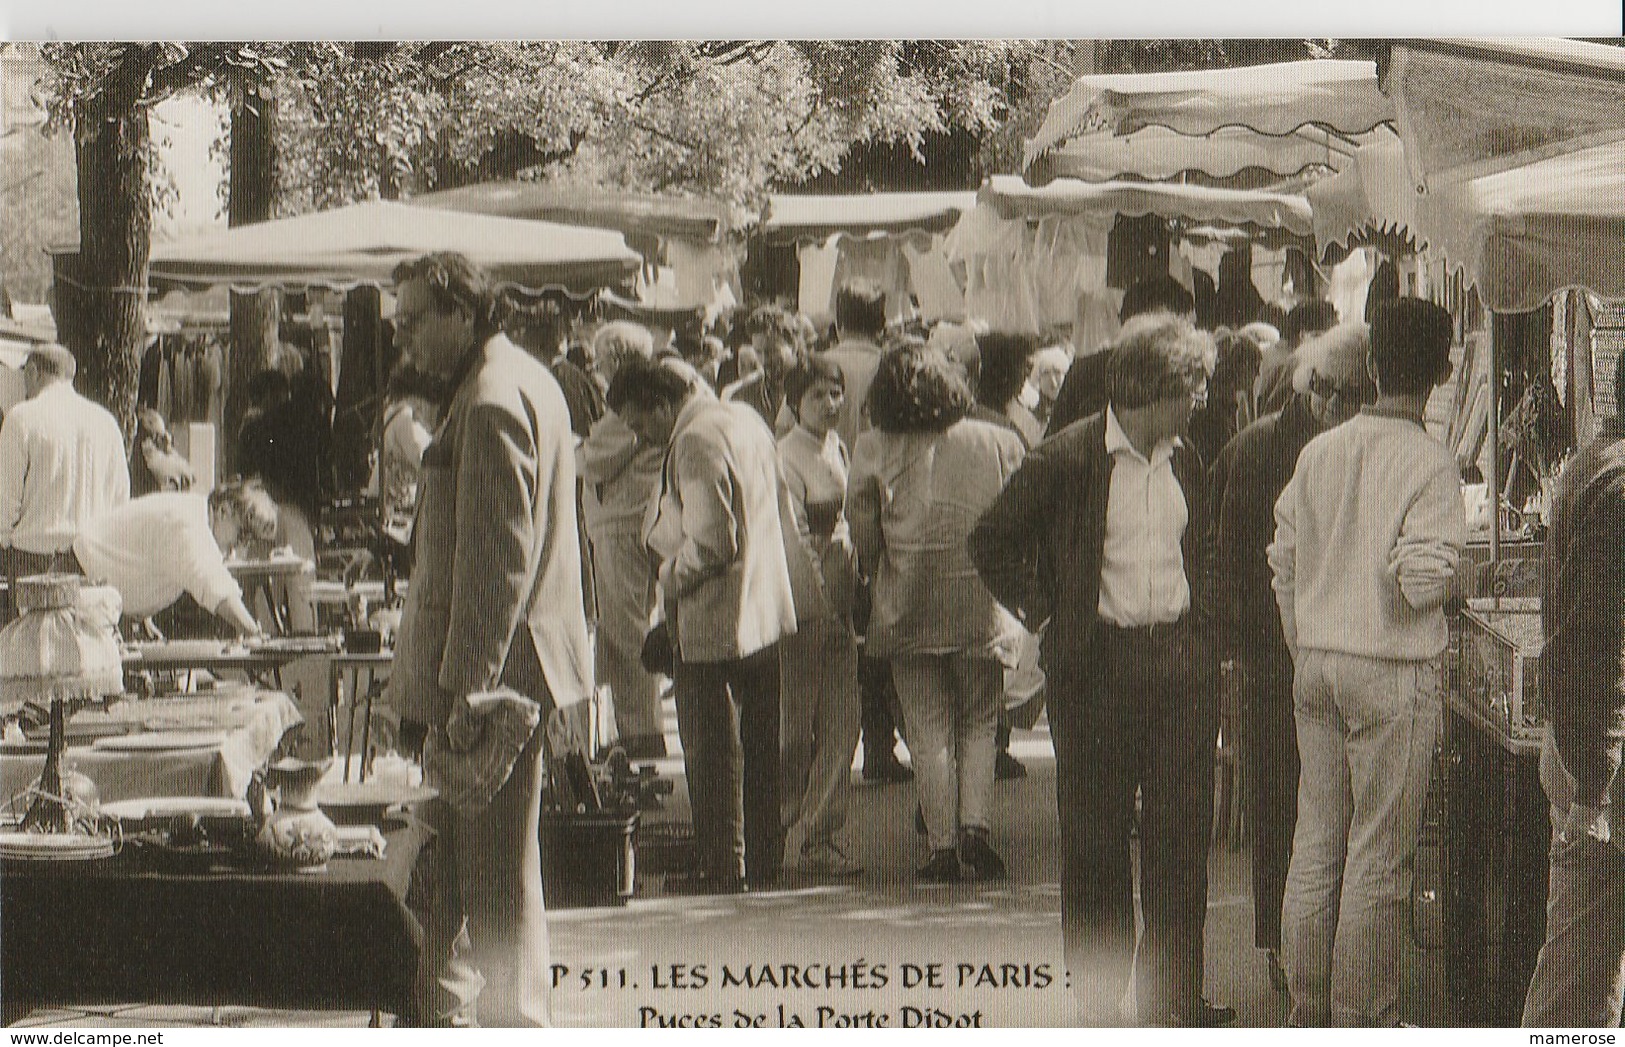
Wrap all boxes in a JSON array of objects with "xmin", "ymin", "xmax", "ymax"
[{"xmin": 0, "ymin": 574, "xmax": 124, "ymax": 833}]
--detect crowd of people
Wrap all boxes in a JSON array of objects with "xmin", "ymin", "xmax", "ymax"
[
  {"xmin": 346, "ymin": 245, "xmax": 1494, "ymax": 1027},
  {"xmin": 11, "ymin": 241, "xmax": 1617, "ymax": 1030}
]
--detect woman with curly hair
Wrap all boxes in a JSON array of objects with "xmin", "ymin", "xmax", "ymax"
[{"xmin": 847, "ymin": 341, "xmax": 1027, "ymax": 882}]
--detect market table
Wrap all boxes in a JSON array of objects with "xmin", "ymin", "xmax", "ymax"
[
  {"xmin": 0, "ymin": 818, "xmax": 428, "ymax": 1025},
  {"xmin": 1440, "ymin": 596, "xmax": 1549, "ymax": 1027},
  {"xmin": 0, "ymin": 691, "xmax": 303, "ymax": 804}
]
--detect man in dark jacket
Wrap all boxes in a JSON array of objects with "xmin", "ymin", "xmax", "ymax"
[
  {"xmin": 1208, "ymin": 321, "xmax": 1375, "ymax": 995},
  {"xmin": 1522, "ymin": 361, "xmax": 1625, "ymax": 1027},
  {"xmin": 971, "ymin": 313, "xmax": 1231, "ymax": 1027}
]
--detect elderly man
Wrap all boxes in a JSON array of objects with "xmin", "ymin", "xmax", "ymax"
[
  {"xmin": 578, "ymin": 321, "xmax": 668, "ymax": 758},
  {"xmin": 971, "ymin": 314, "xmax": 1231, "ymax": 1027},
  {"xmin": 1208, "ymin": 322, "xmax": 1377, "ymax": 995},
  {"xmin": 1268, "ymin": 299, "xmax": 1464, "ymax": 1027},
  {"xmin": 386, "ymin": 252, "xmax": 593, "ymax": 1027},
  {"xmin": 1523, "ymin": 350, "xmax": 1625, "ymax": 1028},
  {"xmin": 607, "ymin": 358, "xmax": 797, "ymax": 893},
  {"xmin": 71, "ymin": 479, "xmax": 273, "ymax": 636},
  {"xmin": 0, "ymin": 343, "xmax": 128, "ymax": 583}
]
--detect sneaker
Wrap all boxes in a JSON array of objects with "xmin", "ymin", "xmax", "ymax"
[
  {"xmin": 801, "ymin": 844, "xmax": 863, "ymax": 878},
  {"xmin": 916, "ymin": 848, "xmax": 962, "ymax": 882},
  {"xmin": 1154, "ymin": 999, "xmax": 1238, "ymax": 1028},
  {"xmin": 995, "ymin": 749, "xmax": 1028, "ymax": 780},
  {"xmin": 1266, "ymin": 949, "xmax": 1288, "ymax": 995},
  {"xmin": 958, "ymin": 828, "xmax": 1007, "ymax": 881},
  {"xmin": 863, "ymin": 751, "xmax": 915, "ymax": 783}
]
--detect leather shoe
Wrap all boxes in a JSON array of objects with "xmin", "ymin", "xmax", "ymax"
[
  {"xmin": 958, "ymin": 828, "xmax": 1007, "ymax": 881},
  {"xmin": 916, "ymin": 849, "xmax": 961, "ymax": 883},
  {"xmin": 1155, "ymin": 999, "xmax": 1237, "ymax": 1028}
]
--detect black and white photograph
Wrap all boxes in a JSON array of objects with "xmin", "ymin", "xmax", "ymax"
[{"xmin": 1, "ymin": 27, "xmax": 1625, "ymax": 1031}]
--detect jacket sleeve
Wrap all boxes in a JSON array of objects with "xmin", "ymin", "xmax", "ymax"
[
  {"xmin": 1390, "ymin": 462, "xmax": 1467, "ymax": 612},
  {"xmin": 968, "ymin": 446, "xmax": 1056, "ymax": 631},
  {"xmin": 1178, "ymin": 448, "xmax": 1218, "ymax": 632},
  {"xmin": 660, "ymin": 430, "xmax": 740, "ymax": 600},
  {"xmin": 1547, "ymin": 469, "xmax": 1625, "ymax": 809},
  {"xmin": 846, "ymin": 434, "xmax": 886, "ymax": 579},
  {"xmin": 1267, "ymin": 476, "xmax": 1299, "ymax": 654},
  {"xmin": 439, "ymin": 401, "xmax": 541, "ymax": 697},
  {"xmin": 0, "ymin": 416, "xmax": 23, "ymax": 544}
]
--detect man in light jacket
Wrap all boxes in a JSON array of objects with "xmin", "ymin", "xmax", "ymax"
[
  {"xmin": 608, "ymin": 358, "xmax": 797, "ymax": 894},
  {"xmin": 387, "ymin": 252, "xmax": 593, "ymax": 1027}
]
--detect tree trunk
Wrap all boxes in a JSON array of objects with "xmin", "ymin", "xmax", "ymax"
[
  {"xmin": 224, "ymin": 82, "xmax": 281, "ymax": 475},
  {"xmin": 64, "ymin": 96, "xmax": 151, "ymax": 441}
]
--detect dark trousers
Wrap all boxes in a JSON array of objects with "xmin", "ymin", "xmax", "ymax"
[
  {"xmin": 1048, "ymin": 620, "xmax": 1219, "ymax": 1023},
  {"xmin": 673, "ymin": 644, "xmax": 784, "ymax": 884},
  {"xmin": 859, "ymin": 651, "xmax": 904, "ymax": 760},
  {"xmin": 1241, "ymin": 655, "xmax": 1299, "ymax": 953}
]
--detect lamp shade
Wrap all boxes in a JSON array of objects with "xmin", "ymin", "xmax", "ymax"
[{"xmin": 0, "ymin": 575, "xmax": 124, "ymax": 709}]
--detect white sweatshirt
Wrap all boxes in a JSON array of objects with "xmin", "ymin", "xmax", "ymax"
[{"xmin": 1268, "ymin": 409, "xmax": 1466, "ymax": 662}]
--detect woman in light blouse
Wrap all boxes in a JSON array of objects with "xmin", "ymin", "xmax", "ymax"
[
  {"xmin": 776, "ymin": 355, "xmax": 864, "ymax": 877},
  {"xmin": 847, "ymin": 341, "xmax": 1026, "ymax": 882}
]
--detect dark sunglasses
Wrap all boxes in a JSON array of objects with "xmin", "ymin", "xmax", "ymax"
[{"xmin": 1307, "ymin": 374, "xmax": 1367, "ymax": 403}]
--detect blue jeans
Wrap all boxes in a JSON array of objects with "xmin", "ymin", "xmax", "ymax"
[
  {"xmin": 1521, "ymin": 734, "xmax": 1625, "ymax": 1027},
  {"xmin": 889, "ymin": 652, "xmax": 1002, "ymax": 853},
  {"xmin": 1281, "ymin": 650, "xmax": 1440, "ymax": 1027}
]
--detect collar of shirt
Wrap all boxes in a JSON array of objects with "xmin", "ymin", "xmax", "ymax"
[{"xmin": 1104, "ymin": 403, "xmax": 1179, "ymax": 466}]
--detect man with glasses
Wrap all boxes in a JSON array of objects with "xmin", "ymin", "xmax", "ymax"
[
  {"xmin": 1267, "ymin": 300, "xmax": 1464, "ymax": 1026},
  {"xmin": 387, "ymin": 252, "xmax": 594, "ymax": 1027},
  {"xmin": 972, "ymin": 313, "xmax": 1232, "ymax": 1027},
  {"xmin": 1208, "ymin": 322, "xmax": 1377, "ymax": 997}
]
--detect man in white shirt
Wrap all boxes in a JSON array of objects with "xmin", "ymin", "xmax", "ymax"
[
  {"xmin": 72, "ymin": 479, "xmax": 274, "ymax": 636},
  {"xmin": 972, "ymin": 313, "xmax": 1231, "ymax": 1027},
  {"xmin": 1267, "ymin": 299, "xmax": 1465, "ymax": 1027},
  {"xmin": 0, "ymin": 343, "xmax": 129, "ymax": 581}
]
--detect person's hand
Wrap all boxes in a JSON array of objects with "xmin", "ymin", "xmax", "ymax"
[
  {"xmin": 547, "ymin": 701, "xmax": 591, "ymax": 757},
  {"xmin": 1560, "ymin": 802, "xmax": 1610, "ymax": 848}
]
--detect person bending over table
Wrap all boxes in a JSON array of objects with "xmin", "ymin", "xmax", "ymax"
[{"xmin": 70, "ymin": 479, "xmax": 277, "ymax": 637}]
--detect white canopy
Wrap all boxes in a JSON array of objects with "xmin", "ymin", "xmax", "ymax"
[
  {"xmin": 981, "ymin": 175, "xmax": 1313, "ymax": 237},
  {"xmin": 1305, "ymin": 137, "xmax": 1419, "ymax": 254},
  {"xmin": 149, "ymin": 201, "xmax": 643, "ymax": 294},
  {"xmin": 1418, "ymin": 139, "xmax": 1625, "ymax": 312},
  {"xmin": 1387, "ymin": 38, "xmax": 1625, "ymax": 193},
  {"xmin": 1025, "ymin": 59, "xmax": 1393, "ymax": 173},
  {"xmin": 1030, "ymin": 123, "xmax": 1393, "ymax": 185},
  {"xmin": 760, "ymin": 192, "xmax": 979, "ymax": 244}
]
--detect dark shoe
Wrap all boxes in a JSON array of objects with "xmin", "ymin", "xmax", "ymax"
[
  {"xmin": 958, "ymin": 828, "xmax": 1007, "ymax": 881},
  {"xmin": 914, "ymin": 805, "xmax": 927, "ymax": 835},
  {"xmin": 863, "ymin": 751, "xmax": 914, "ymax": 783},
  {"xmin": 1266, "ymin": 949, "xmax": 1288, "ymax": 995},
  {"xmin": 916, "ymin": 848, "xmax": 961, "ymax": 883},
  {"xmin": 1156, "ymin": 999, "xmax": 1238, "ymax": 1028},
  {"xmin": 995, "ymin": 749, "xmax": 1028, "ymax": 780}
]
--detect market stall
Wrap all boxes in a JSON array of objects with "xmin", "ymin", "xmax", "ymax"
[
  {"xmin": 1302, "ymin": 40, "xmax": 1625, "ymax": 1025},
  {"xmin": 411, "ymin": 181, "xmax": 743, "ymax": 312},
  {"xmin": 757, "ymin": 191, "xmax": 978, "ymax": 325},
  {"xmin": 952, "ymin": 175, "xmax": 1314, "ymax": 339}
]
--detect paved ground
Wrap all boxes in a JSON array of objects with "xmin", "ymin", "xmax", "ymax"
[{"xmin": 15, "ymin": 706, "xmax": 1451, "ymax": 1029}]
